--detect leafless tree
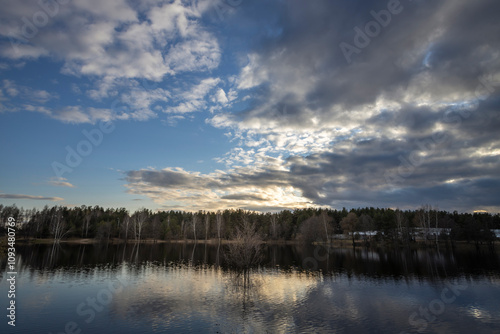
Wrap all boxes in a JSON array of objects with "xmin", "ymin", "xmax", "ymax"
[
  {"xmin": 132, "ymin": 209, "xmax": 149, "ymax": 242},
  {"xmin": 181, "ymin": 219, "xmax": 186, "ymax": 239},
  {"xmin": 50, "ymin": 209, "xmax": 71, "ymax": 243},
  {"xmin": 270, "ymin": 214, "xmax": 278, "ymax": 240},
  {"xmin": 395, "ymin": 209, "xmax": 404, "ymax": 239},
  {"xmin": 122, "ymin": 215, "xmax": 131, "ymax": 241},
  {"xmin": 415, "ymin": 204, "xmax": 433, "ymax": 242},
  {"xmin": 320, "ymin": 211, "xmax": 333, "ymax": 243},
  {"xmin": 341, "ymin": 212, "xmax": 358, "ymax": 247},
  {"xmin": 205, "ymin": 214, "xmax": 210, "ymax": 241},
  {"xmin": 395, "ymin": 209, "xmax": 410, "ymax": 244},
  {"xmin": 83, "ymin": 210, "xmax": 92, "ymax": 238},
  {"xmin": 434, "ymin": 206, "xmax": 439, "ymax": 244},
  {"xmin": 192, "ymin": 214, "xmax": 199, "ymax": 242},
  {"xmin": 225, "ymin": 217, "xmax": 263, "ymax": 271},
  {"xmin": 216, "ymin": 211, "xmax": 223, "ymax": 241}
]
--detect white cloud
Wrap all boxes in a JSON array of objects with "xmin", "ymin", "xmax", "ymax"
[
  {"xmin": 47, "ymin": 177, "xmax": 75, "ymax": 188},
  {"xmin": 168, "ymin": 77, "xmax": 221, "ymax": 114},
  {"xmin": 164, "ymin": 115, "xmax": 186, "ymax": 126},
  {"xmin": 0, "ymin": 193, "xmax": 63, "ymax": 201},
  {"xmin": 125, "ymin": 165, "xmax": 317, "ymax": 212},
  {"xmin": 237, "ymin": 54, "xmax": 268, "ymax": 89},
  {"xmin": 52, "ymin": 106, "xmax": 91, "ymax": 124},
  {"xmin": 1, "ymin": 80, "xmax": 57, "ymax": 106},
  {"xmin": 0, "ymin": 0, "xmax": 220, "ymax": 83},
  {"xmin": 215, "ymin": 88, "xmax": 228, "ymax": 104},
  {"xmin": 3, "ymin": 80, "xmax": 19, "ymax": 97},
  {"xmin": 165, "ymin": 36, "xmax": 220, "ymax": 73},
  {"xmin": 0, "ymin": 0, "xmax": 225, "ymax": 124}
]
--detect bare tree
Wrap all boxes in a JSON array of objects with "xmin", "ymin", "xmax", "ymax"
[
  {"xmin": 395, "ymin": 209, "xmax": 404, "ymax": 240},
  {"xmin": 225, "ymin": 217, "xmax": 263, "ymax": 271},
  {"xmin": 434, "ymin": 206, "xmax": 439, "ymax": 245},
  {"xmin": 416, "ymin": 204, "xmax": 433, "ymax": 242},
  {"xmin": 181, "ymin": 219, "xmax": 186, "ymax": 239},
  {"xmin": 270, "ymin": 214, "xmax": 278, "ymax": 240},
  {"xmin": 192, "ymin": 214, "xmax": 199, "ymax": 242},
  {"xmin": 122, "ymin": 215, "xmax": 130, "ymax": 241},
  {"xmin": 216, "ymin": 211, "xmax": 223, "ymax": 241},
  {"xmin": 395, "ymin": 209, "xmax": 410, "ymax": 244},
  {"xmin": 50, "ymin": 209, "xmax": 71, "ymax": 243},
  {"xmin": 204, "ymin": 214, "xmax": 210, "ymax": 241},
  {"xmin": 83, "ymin": 209, "xmax": 92, "ymax": 238},
  {"xmin": 132, "ymin": 209, "xmax": 149, "ymax": 242},
  {"xmin": 320, "ymin": 211, "xmax": 333, "ymax": 243},
  {"xmin": 341, "ymin": 212, "xmax": 358, "ymax": 247}
]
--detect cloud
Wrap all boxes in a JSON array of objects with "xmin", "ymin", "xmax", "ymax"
[
  {"xmin": 0, "ymin": 0, "xmax": 219, "ymax": 79},
  {"xmin": 0, "ymin": 0, "xmax": 222, "ymax": 123},
  {"xmin": 124, "ymin": 131, "xmax": 500, "ymax": 212},
  {"xmin": 124, "ymin": 165, "xmax": 315, "ymax": 212},
  {"xmin": 1, "ymin": 79, "xmax": 57, "ymax": 104},
  {"xmin": 209, "ymin": 0, "xmax": 500, "ymax": 133},
  {"xmin": 215, "ymin": 88, "xmax": 228, "ymax": 104},
  {"xmin": 47, "ymin": 177, "xmax": 75, "ymax": 188},
  {"xmin": 0, "ymin": 193, "xmax": 63, "ymax": 201},
  {"xmin": 199, "ymin": 0, "xmax": 500, "ymax": 212},
  {"xmin": 167, "ymin": 77, "xmax": 221, "ymax": 114},
  {"xmin": 2, "ymin": 0, "xmax": 499, "ymax": 212}
]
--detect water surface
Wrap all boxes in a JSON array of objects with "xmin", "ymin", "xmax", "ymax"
[{"xmin": 1, "ymin": 242, "xmax": 500, "ymax": 333}]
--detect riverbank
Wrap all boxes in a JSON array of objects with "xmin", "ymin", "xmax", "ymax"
[
  {"xmin": 8, "ymin": 237, "xmax": 498, "ymax": 249},
  {"xmin": 12, "ymin": 237, "xmax": 301, "ymax": 245}
]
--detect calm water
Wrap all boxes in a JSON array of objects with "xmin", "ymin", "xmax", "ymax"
[{"xmin": 1, "ymin": 242, "xmax": 500, "ymax": 333}]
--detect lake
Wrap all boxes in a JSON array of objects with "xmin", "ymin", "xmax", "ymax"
[{"xmin": 1, "ymin": 242, "xmax": 500, "ymax": 333}]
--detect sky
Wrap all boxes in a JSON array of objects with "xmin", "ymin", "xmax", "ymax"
[{"xmin": 0, "ymin": 0, "xmax": 499, "ymax": 214}]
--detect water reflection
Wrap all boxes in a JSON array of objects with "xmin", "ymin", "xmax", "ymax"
[
  {"xmin": 1, "ymin": 243, "xmax": 500, "ymax": 333},
  {"xmin": 8, "ymin": 242, "xmax": 500, "ymax": 279}
]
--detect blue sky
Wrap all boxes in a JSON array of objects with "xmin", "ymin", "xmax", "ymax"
[{"xmin": 1, "ymin": 0, "xmax": 499, "ymax": 213}]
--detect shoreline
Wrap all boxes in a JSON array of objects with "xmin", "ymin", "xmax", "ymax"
[
  {"xmin": 12, "ymin": 237, "xmax": 301, "ymax": 245},
  {"xmin": 8, "ymin": 237, "xmax": 499, "ymax": 248}
]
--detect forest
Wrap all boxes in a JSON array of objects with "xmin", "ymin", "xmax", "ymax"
[{"xmin": 1, "ymin": 204, "xmax": 499, "ymax": 245}]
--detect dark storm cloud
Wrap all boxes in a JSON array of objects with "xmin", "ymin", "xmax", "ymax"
[
  {"xmin": 216, "ymin": 0, "xmax": 500, "ymax": 211},
  {"xmin": 126, "ymin": 0, "xmax": 500, "ymax": 212},
  {"xmin": 125, "ymin": 128, "xmax": 499, "ymax": 211},
  {"xmin": 283, "ymin": 134, "xmax": 500, "ymax": 211},
  {"xmin": 125, "ymin": 169, "xmax": 223, "ymax": 189},
  {"xmin": 228, "ymin": 0, "xmax": 500, "ymax": 125}
]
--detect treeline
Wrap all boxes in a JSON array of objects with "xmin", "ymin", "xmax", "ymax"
[{"xmin": 1, "ymin": 204, "xmax": 499, "ymax": 244}]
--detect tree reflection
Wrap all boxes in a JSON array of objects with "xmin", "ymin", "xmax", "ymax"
[{"xmin": 224, "ymin": 218, "xmax": 263, "ymax": 272}]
